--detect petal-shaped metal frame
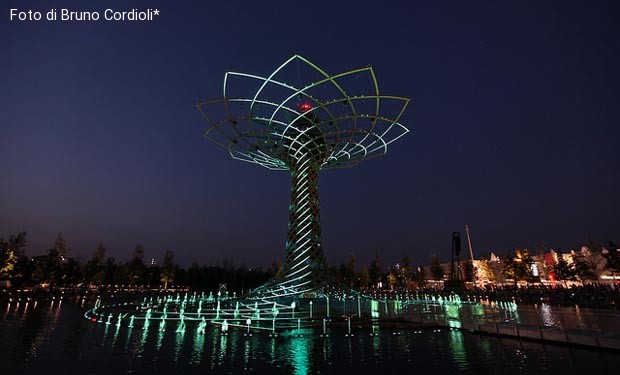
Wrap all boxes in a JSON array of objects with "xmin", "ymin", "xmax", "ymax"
[{"xmin": 197, "ymin": 55, "xmax": 410, "ymax": 171}]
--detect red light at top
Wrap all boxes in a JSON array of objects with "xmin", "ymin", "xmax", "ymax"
[{"xmin": 298, "ymin": 102, "xmax": 313, "ymax": 112}]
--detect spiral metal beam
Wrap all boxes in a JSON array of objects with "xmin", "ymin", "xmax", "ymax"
[{"xmin": 197, "ymin": 55, "xmax": 410, "ymax": 298}]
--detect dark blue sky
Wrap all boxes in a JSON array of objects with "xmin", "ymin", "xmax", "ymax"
[{"xmin": 2, "ymin": 0, "xmax": 618, "ymax": 268}]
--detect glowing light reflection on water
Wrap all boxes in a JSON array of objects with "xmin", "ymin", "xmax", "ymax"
[
  {"xmin": 1, "ymin": 299, "xmax": 619, "ymax": 374},
  {"xmin": 449, "ymin": 329, "xmax": 468, "ymax": 371},
  {"xmin": 289, "ymin": 334, "xmax": 312, "ymax": 375},
  {"xmin": 540, "ymin": 303, "xmax": 558, "ymax": 327},
  {"xmin": 191, "ymin": 330, "xmax": 204, "ymax": 364}
]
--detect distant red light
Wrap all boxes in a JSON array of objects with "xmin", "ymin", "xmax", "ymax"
[
  {"xmin": 91, "ymin": 317, "xmax": 98, "ymax": 322},
  {"xmin": 298, "ymin": 102, "xmax": 313, "ymax": 112}
]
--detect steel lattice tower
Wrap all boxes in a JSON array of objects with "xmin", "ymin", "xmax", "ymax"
[{"xmin": 197, "ymin": 55, "xmax": 410, "ymax": 298}]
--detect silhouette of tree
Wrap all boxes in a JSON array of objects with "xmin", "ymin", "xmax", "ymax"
[
  {"xmin": 101, "ymin": 257, "xmax": 115, "ymax": 285},
  {"xmin": 345, "ymin": 255, "xmax": 357, "ymax": 288},
  {"xmin": 430, "ymin": 255, "xmax": 444, "ymax": 281},
  {"xmin": 161, "ymin": 250, "xmax": 175, "ymax": 290},
  {"xmin": 387, "ymin": 267, "xmax": 398, "ymax": 289},
  {"xmin": 400, "ymin": 255, "xmax": 413, "ymax": 287},
  {"xmin": 0, "ymin": 232, "xmax": 27, "ymax": 279},
  {"xmin": 127, "ymin": 244, "xmax": 146, "ymax": 286},
  {"xmin": 267, "ymin": 261, "xmax": 282, "ymax": 278},
  {"xmin": 476, "ymin": 258, "xmax": 495, "ymax": 283},
  {"xmin": 33, "ymin": 248, "xmax": 62, "ymax": 286},
  {"xmin": 503, "ymin": 250, "xmax": 536, "ymax": 285},
  {"xmin": 602, "ymin": 241, "xmax": 620, "ymax": 272},
  {"xmin": 83, "ymin": 243, "xmax": 106, "ymax": 286},
  {"xmin": 549, "ymin": 256, "xmax": 576, "ymax": 286},
  {"xmin": 415, "ymin": 266, "xmax": 427, "ymax": 286},
  {"xmin": 368, "ymin": 253, "xmax": 382, "ymax": 287},
  {"xmin": 573, "ymin": 253, "xmax": 597, "ymax": 281},
  {"xmin": 358, "ymin": 266, "xmax": 370, "ymax": 288},
  {"xmin": 55, "ymin": 233, "xmax": 68, "ymax": 257}
]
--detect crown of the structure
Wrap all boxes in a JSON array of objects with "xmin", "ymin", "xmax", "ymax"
[{"xmin": 196, "ymin": 55, "xmax": 410, "ymax": 170}]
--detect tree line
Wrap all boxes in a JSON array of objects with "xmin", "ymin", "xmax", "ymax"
[
  {"xmin": 2, "ymin": 231, "xmax": 618, "ymax": 290},
  {"xmin": 0, "ymin": 232, "xmax": 273, "ymax": 291},
  {"xmin": 0, "ymin": 232, "xmax": 431, "ymax": 291}
]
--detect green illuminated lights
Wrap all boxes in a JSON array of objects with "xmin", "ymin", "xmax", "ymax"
[{"xmin": 197, "ymin": 55, "xmax": 410, "ymax": 298}]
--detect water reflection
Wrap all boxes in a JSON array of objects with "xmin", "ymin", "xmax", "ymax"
[
  {"xmin": 25, "ymin": 299, "xmax": 62, "ymax": 360},
  {"xmin": 346, "ymin": 331, "xmax": 353, "ymax": 363},
  {"xmin": 216, "ymin": 331, "xmax": 228, "ymax": 367},
  {"xmin": 111, "ymin": 322, "xmax": 121, "ymax": 347},
  {"xmin": 449, "ymin": 330, "xmax": 468, "ymax": 370},
  {"xmin": 124, "ymin": 326, "xmax": 133, "ymax": 350},
  {"xmin": 21, "ymin": 302, "xmax": 29, "ymax": 321},
  {"xmin": 288, "ymin": 333, "xmax": 313, "ymax": 375},
  {"xmin": 321, "ymin": 336, "xmax": 332, "ymax": 364},
  {"xmin": 174, "ymin": 331, "xmax": 185, "ymax": 362},
  {"xmin": 1, "ymin": 299, "xmax": 619, "ymax": 375},
  {"xmin": 125, "ymin": 325, "xmax": 143, "ymax": 360},
  {"xmin": 191, "ymin": 331, "xmax": 205, "ymax": 365},
  {"xmin": 574, "ymin": 305, "xmax": 585, "ymax": 328},
  {"xmin": 372, "ymin": 326, "xmax": 381, "ymax": 357},
  {"xmin": 269, "ymin": 336, "xmax": 277, "ymax": 362},
  {"xmin": 229, "ymin": 330, "xmax": 239, "ymax": 361},
  {"xmin": 156, "ymin": 327, "xmax": 165, "ymax": 351},
  {"xmin": 137, "ymin": 322, "xmax": 148, "ymax": 356},
  {"xmin": 3, "ymin": 302, "xmax": 10, "ymax": 321},
  {"xmin": 209, "ymin": 328, "xmax": 218, "ymax": 368},
  {"xmin": 514, "ymin": 348, "xmax": 527, "ymax": 370},
  {"xmin": 477, "ymin": 335, "xmax": 493, "ymax": 363},
  {"xmin": 540, "ymin": 304, "xmax": 558, "ymax": 327},
  {"xmin": 243, "ymin": 335, "xmax": 251, "ymax": 370},
  {"xmin": 101, "ymin": 320, "xmax": 111, "ymax": 345}
]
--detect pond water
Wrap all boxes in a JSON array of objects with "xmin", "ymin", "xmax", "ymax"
[{"xmin": 1, "ymin": 297, "xmax": 619, "ymax": 374}]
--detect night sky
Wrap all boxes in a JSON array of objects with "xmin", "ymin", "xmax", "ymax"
[{"xmin": 2, "ymin": 0, "xmax": 619, "ymax": 268}]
